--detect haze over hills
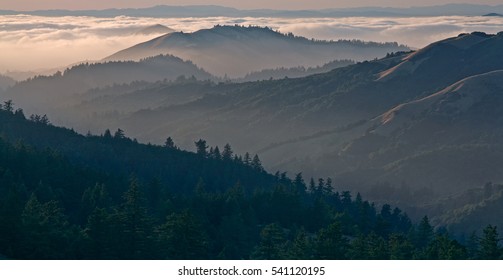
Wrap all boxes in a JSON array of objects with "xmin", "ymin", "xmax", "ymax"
[
  {"xmin": 234, "ymin": 59, "xmax": 355, "ymax": 82},
  {"xmin": 0, "ymin": 74, "xmax": 16, "ymax": 91},
  {"xmin": 3, "ymin": 54, "xmax": 215, "ymax": 113},
  {"xmin": 53, "ymin": 32, "xmax": 503, "ymax": 197},
  {"xmin": 5, "ymin": 31, "xmax": 503, "ymax": 192},
  {"xmin": 105, "ymin": 25, "xmax": 409, "ymax": 77},
  {"xmin": 2, "ymin": 4, "xmax": 503, "ymax": 17},
  {"xmin": 3, "ymin": 30, "xmax": 503, "ymax": 233},
  {"xmin": 2, "ymin": 105, "xmax": 481, "ymax": 260},
  {"xmin": 4, "ymin": 2, "xmax": 503, "ymax": 261}
]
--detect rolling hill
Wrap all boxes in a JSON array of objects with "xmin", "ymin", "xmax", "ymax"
[
  {"xmin": 105, "ymin": 25, "xmax": 409, "ymax": 77},
  {"xmin": 2, "ymin": 54, "xmax": 215, "ymax": 115},
  {"xmin": 72, "ymin": 32, "xmax": 503, "ymax": 198},
  {"xmin": 4, "ymin": 32, "xmax": 503, "ymax": 217}
]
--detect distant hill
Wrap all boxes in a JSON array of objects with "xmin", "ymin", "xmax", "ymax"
[
  {"xmin": 105, "ymin": 25, "xmax": 409, "ymax": 77},
  {"xmin": 74, "ymin": 32, "xmax": 503, "ymax": 197},
  {"xmin": 5, "ymin": 32, "xmax": 503, "ymax": 235},
  {"xmin": 3, "ymin": 29, "xmax": 503, "ymax": 240},
  {"xmin": 234, "ymin": 59, "xmax": 355, "ymax": 82},
  {"xmin": 2, "ymin": 54, "xmax": 215, "ymax": 113},
  {"xmin": 2, "ymin": 4, "xmax": 503, "ymax": 17}
]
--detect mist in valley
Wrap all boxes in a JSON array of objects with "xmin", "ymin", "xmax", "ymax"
[{"xmin": 2, "ymin": 4, "xmax": 503, "ymax": 260}]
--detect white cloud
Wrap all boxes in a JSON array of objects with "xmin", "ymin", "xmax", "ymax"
[{"xmin": 1, "ymin": 14, "xmax": 502, "ymax": 73}]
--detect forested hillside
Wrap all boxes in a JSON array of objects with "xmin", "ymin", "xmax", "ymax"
[{"xmin": 0, "ymin": 102, "xmax": 501, "ymax": 259}]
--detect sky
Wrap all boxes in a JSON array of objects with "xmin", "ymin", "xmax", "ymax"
[{"xmin": 1, "ymin": 0, "xmax": 502, "ymax": 11}]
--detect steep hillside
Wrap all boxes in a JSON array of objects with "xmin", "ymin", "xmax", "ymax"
[
  {"xmin": 334, "ymin": 70, "xmax": 503, "ymax": 194},
  {"xmin": 105, "ymin": 25, "xmax": 409, "ymax": 77}
]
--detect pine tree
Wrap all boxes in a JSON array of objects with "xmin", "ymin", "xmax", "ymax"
[
  {"xmin": 251, "ymin": 154, "xmax": 263, "ymax": 171},
  {"xmin": 3, "ymin": 100, "xmax": 13, "ymax": 112},
  {"xmin": 308, "ymin": 177, "xmax": 316, "ymax": 193},
  {"xmin": 40, "ymin": 114, "xmax": 50, "ymax": 125},
  {"xmin": 252, "ymin": 223, "xmax": 286, "ymax": 259},
  {"xmin": 293, "ymin": 173, "xmax": 306, "ymax": 193},
  {"xmin": 85, "ymin": 207, "xmax": 112, "ymax": 259},
  {"xmin": 315, "ymin": 222, "xmax": 348, "ymax": 259},
  {"xmin": 117, "ymin": 177, "xmax": 153, "ymax": 259},
  {"xmin": 164, "ymin": 137, "xmax": 175, "ymax": 149},
  {"xmin": 415, "ymin": 216, "xmax": 434, "ymax": 249},
  {"xmin": 479, "ymin": 225, "xmax": 501, "ymax": 259},
  {"xmin": 317, "ymin": 178, "xmax": 324, "ymax": 194},
  {"xmin": 324, "ymin": 177, "xmax": 333, "ymax": 195},
  {"xmin": 213, "ymin": 146, "xmax": 221, "ymax": 160},
  {"xmin": 114, "ymin": 128, "xmax": 125, "ymax": 139},
  {"xmin": 222, "ymin": 143, "xmax": 233, "ymax": 160},
  {"xmin": 466, "ymin": 231, "xmax": 479, "ymax": 259},
  {"xmin": 288, "ymin": 229, "xmax": 313, "ymax": 259},
  {"xmin": 425, "ymin": 234, "xmax": 467, "ymax": 260},
  {"xmin": 388, "ymin": 233, "xmax": 414, "ymax": 260},
  {"xmin": 156, "ymin": 211, "xmax": 208, "ymax": 259},
  {"xmin": 195, "ymin": 139, "xmax": 208, "ymax": 157},
  {"xmin": 103, "ymin": 129, "xmax": 112, "ymax": 139},
  {"xmin": 20, "ymin": 194, "xmax": 73, "ymax": 259},
  {"xmin": 243, "ymin": 152, "xmax": 251, "ymax": 165}
]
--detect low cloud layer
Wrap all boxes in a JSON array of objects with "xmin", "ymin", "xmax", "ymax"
[{"xmin": 1, "ymin": 14, "xmax": 502, "ymax": 74}]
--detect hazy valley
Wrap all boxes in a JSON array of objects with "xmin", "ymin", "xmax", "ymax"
[{"xmin": 1, "ymin": 3, "xmax": 503, "ymax": 260}]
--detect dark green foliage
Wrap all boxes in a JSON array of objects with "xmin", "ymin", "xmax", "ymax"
[
  {"xmin": 479, "ymin": 225, "xmax": 502, "ymax": 259},
  {"xmin": 287, "ymin": 229, "xmax": 314, "ymax": 259},
  {"xmin": 315, "ymin": 222, "xmax": 349, "ymax": 259},
  {"xmin": 252, "ymin": 223, "xmax": 286, "ymax": 260},
  {"xmin": 156, "ymin": 211, "xmax": 208, "ymax": 259},
  {"xmin": 0, "ymin": 105, "xmax": 491, "ymax": 259},
  {"xmin": 388, "ymin": 233, "xmax": 414, "ymax": 260},
  {"xmin": 195, "ymin": 139, "xmax": 208, "ymax": 157},
  {"xmin": 164, "ymin": 137, "xmax": 175, "ymax": 149},
  {"xmin": 424, "ymin": 234, "xmax": 467, "ymax": 260}
]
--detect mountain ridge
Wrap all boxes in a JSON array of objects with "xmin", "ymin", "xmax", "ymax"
[
  {"xmin": 2, "ymin": 4, "xmax": 503, "ymax": 17},
  {"xmin": 105, "ymin": 25, "xmax": 409, "ymax": 77},
  {"xmin": 5, "ymin": 31, "xmax": 503, "ymax": 200}
]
